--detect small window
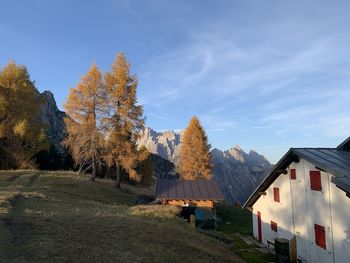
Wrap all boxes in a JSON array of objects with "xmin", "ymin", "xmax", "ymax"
[
  {"xmin": 273, "ymin": 187, "xmax": 280, "ymax": 202},
  {"xmin": 310, "ymin": 171, "xmax": 322, "ymax": 191},
  {"xmin": 271, "ymin": 221, "xmax": 278, "ymax": 232},
  {"xmin": 314, "ymin": 224, "xmax": 326, "ymax": 249},
  {"xmin": 290, "ymin": 169, "xmax": 296, "ymax": 180}
]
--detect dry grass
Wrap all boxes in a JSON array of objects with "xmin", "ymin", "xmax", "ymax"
[
  {"xmin": 129, "ymin": 204, "xmax": 180, "ymax": 219},
  {"xmin": 0, "ymin": 171, "xmax": 244, "ymax": 263}
]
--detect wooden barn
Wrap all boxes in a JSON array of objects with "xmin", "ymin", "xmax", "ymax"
[
  {"xmin": 243, "ymin": 137, "xmax": 350, "ymax": 263},
  {"xmin": 155, "ymin": 179, "xmax": 224, "ymax": 208}
]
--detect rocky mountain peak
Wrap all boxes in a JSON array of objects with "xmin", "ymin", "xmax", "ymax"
[
  {"xmin": 38, "ymin": 90, "xmax": 66, "ymax": 154},
  {"xmin": 137, "ymin": 127, "xmax": 182, "ymax": 164},
  {"xmin": 227, "ymin": 145, "xmax": 247, "ymax": 162}
]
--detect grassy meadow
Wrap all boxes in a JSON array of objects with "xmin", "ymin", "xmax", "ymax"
[{"xmin": 0, "ymin": 170, "xmax": 244, "ymax": 263}]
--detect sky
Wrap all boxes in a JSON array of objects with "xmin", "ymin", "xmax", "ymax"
[{"xmin": 1, "ymin": 0, "xmax": 350, "ymax": 163}]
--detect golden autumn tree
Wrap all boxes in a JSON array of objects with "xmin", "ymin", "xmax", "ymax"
[
  {"xmin": 0, "ymin": 61, "xmax": 46, "ymax": 168},
  {"xmin": 63, "ymin": 64, "xmax": 104, "ymax": 181},
  {"xmin": 178, "ymin": 116, "xmax": 212, "ymax": 180},
  {"xmin": 103, "ymin": 53, "xmax": 145, "ymax": 188}
]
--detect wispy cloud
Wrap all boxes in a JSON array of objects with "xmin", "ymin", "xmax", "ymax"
[{"xmin": 127, "ymin": 2, "xmax": 350, "ymax": 160}]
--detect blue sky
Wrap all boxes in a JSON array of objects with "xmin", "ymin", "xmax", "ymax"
[{"xmin": 1, "ymin": 0, "xmax": 350, "ymax": 163}]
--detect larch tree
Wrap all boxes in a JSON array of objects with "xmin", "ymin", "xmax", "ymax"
[
  {"xmin": 63, "ymin": 64, "xmax": 105, "ymax": 181},
  {"xmin": 178, "ymin": 116, "xmax": 212, "ymax": 180},
  {"xmin": 137, "ymin": 145, "xmax": 154, "ymax": 186},
  {"xmin": 103, "ymin": 53, "xmax": 145, "ymax": 188},
  {"xmin": 0, "ymin": 61, "xmax": 46, "ymax": 169}
]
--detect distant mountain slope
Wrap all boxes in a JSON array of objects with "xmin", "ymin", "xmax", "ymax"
[
  {"xmin": 211, "ymin": 146, "xmax": 272, "ymax": 205},
  {"xmin": 38, "ymin": 90, "xmax": 67, "ymax": 154},
  {"xmin": 137, "ymin": 128, "xmax": 273, "ymax": 205}
]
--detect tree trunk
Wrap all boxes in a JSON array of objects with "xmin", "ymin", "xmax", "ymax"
[
  {"xmin": 115, "ymin": 164, "xmax": 121, "ymax": 189},
  {"xmin": 91, "ymin": 158, "xmax": 96, "ymax": 182}
]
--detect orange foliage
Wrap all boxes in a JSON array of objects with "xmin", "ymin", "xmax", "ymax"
[{"xmin": 178, "ymin": 116, "xmax": 212, "ymax": 180}]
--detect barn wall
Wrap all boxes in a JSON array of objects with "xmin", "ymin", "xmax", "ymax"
[{"xmin": 165, "ymin": 200, "xmax": 214, "ymax": 207}]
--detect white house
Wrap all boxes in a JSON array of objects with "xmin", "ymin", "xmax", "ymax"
[{"xmin": 243, "ymin": 137, "xmax": 350, "ymax": 263}]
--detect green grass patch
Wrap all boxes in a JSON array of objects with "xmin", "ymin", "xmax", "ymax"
[
  {"xmin": 216, "ymin": 203, "xmax": 253, "ymax": 235},
  {"xmin": 214, "ymin": 204, "xmax": 276, "ymax": 263}
]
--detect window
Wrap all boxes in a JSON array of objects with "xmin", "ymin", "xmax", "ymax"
[
  {"xmin": 314, "ymin": 224, "xmax": 326, "ymax": 249},
  {"xmin": 273, "ymin": 187, "xmax": 280, "ymax": 202},
  {"xmin": 310, "ymin": 171, "xmax": 322, "ymax": 191},
  {"xmin": 271, "ymin": 221, "xmax": 278, "ymax": 232},
  {"xmin": 290, "ymin": 169, "xmax": 296, "ymax": 180}
]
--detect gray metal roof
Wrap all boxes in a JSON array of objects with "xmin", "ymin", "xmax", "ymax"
[
  {"xmin": 292, "ymin": 148, "xmax": 350, "ymax": 178},
  {"xmin": 337, "ymin": 137, "xmax": 350, "ymax": 151},
  {"xmin": 243, "ymin": 147, "xmax": 350, "ymax": 209},
  {"xmin": 155, "ymin": 179, "xmax": 224, "ymax": 201}
]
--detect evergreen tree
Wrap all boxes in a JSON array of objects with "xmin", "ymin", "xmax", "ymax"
[
  {"xmin": 0, "ymin": 61, "xmax": 46, "ymax": 169},
  {"xmin": 63, "ymin": 64, "xmax": 104, "ymax": 181},
  {"xmin": 178, "ymin": 116, "xmax": 212, "ymax": 180},
  {"xmin": 137, "ymin": 145, "xmax": 154, "ymax": 186},
  {"xmin": 103, "ymin": 53, "xmax": 145, "ymax": 188}
]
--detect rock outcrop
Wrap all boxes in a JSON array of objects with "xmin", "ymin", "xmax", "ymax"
[
  {"xmin": 137, "ymin": 127, "xmax": 182, "ymax": 164},
  {"xmin": 38, "ymin": 90, "xmax": 66, "ymax": 154}
]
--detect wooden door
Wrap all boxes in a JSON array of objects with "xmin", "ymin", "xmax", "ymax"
[{"xmin": 257, "ymin": 211, "xmax": 262, "ymax": 241}]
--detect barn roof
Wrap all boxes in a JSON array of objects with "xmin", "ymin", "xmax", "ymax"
[
  {"xmin": 243, "ymin": 147, "xmax": 350, "ymax": 209},
  {"xmin": 155, "ymin": 179, "xmax": 224, "ymax": 201}
]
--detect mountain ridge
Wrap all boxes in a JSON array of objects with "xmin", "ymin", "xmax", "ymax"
[{"xmin": 137, "ymin": 127, "xmax": 273, "ymax": 204}]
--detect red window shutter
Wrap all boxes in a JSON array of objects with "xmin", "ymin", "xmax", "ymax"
[
  {"xmin": 271, "ymin": 221, "xmax": 278, "ymax": 232},
  {"xmin": 314, "ymin": 224, "xmax": 326, "ymax": 249},
  {"xmin": 290, "ymin": 169, "xmax": 296, "ymax": 180},
  {"xmin": 273, "ymin": 187, "xmax": 280, "ymax": 202},
  {"xmin": 310, "ymin": 171, "xmax": 322, "ymax": 191}
]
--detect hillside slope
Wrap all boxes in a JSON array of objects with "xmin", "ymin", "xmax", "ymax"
[{"xmin": 0, "ymin": 171, "xmax": 243, "ymax": 263}]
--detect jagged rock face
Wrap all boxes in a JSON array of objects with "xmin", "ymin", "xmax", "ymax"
[
  {"xmin": 38, "ymin": 91, "xmax": 66, "ymax": 154},
  {"xmin": 211, "ymin": 147, "xmax": 272, "ymax": 205},
  {"xmin": 137, "ymin": 127, "xmax": 273, "ymax": 205},
  {"xmin": 137, "ymin": 127, "xmax": 182, "ymax": 164}
]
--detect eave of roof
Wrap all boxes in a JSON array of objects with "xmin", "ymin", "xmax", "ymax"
[
  {"xmin": 243, "ymin": 147, "xmax": 350, "ymax": 209},
  {"xmin": 337, "ymin": 137, "xmax": 350, "ymax": 150},
  {"xmin": 242, "ymin": 148, "xmax": 295, "ymax": 209}
]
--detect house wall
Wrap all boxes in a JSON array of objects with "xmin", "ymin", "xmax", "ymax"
[
  {"xmin": 252, "ymin": 171, "xmax": 294, "ymax": 245},
  {"xmin": 252, "ymin": 158, "xmax": 350, "ymax": 263},
  {"xmin": 329, "ymin": 175, "xmax": 350, "ymax": 262},
  {"xmin": 299, "ymin": 160, "xmax": 334, "ymax": 263},
  {"xmin": 164, "ymin": 200, "xmax": 214, "ymax": 207}
]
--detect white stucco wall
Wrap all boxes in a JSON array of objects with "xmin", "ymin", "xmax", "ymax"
[
  {"xmin": 329, "ymin": 176, "xmax": 350, "ymax": 262},
  {"xmin": 252, "ymin": 171, "xmax": 294, "ymax": 245},
  {"xmin": 251, "ymin": 158, "xmax": 350, "ymax": 263}
]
